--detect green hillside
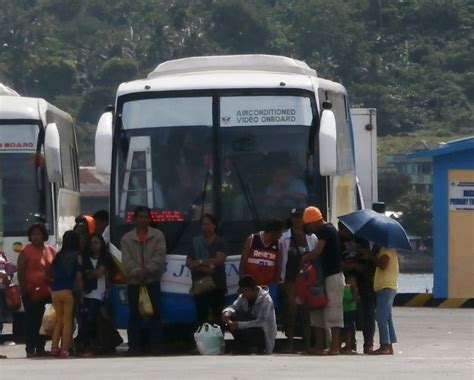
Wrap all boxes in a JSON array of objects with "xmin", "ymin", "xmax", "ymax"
[{"xmin": 1, "ymin": 0, "xmax": 473, "ymax": 164}]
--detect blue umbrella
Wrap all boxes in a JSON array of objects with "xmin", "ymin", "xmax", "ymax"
[{"xmin": 338, "ymin": 209, "xmax": 412, "ymax": 251}]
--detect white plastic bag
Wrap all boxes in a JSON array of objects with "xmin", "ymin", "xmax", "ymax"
[
  {"xmin": 39, "ymin": 304, "xmax": 56, "ymax": 337},
  {"xmin": 194, "ymin": 323, "xmax": 225, "ymax": 355}
]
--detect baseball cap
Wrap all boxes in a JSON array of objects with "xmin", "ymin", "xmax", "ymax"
[
  {"xmin": 291, "ymin": 208, "xmax": 304, "ymax": 217},
  {"xmin": 303, "ymin": 206, "xmax": 323, "ymax": 224}
]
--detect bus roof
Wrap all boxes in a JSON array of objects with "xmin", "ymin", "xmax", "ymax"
[
  {"xmin": 117, "ymin": 55, "xmax": 347, "ymax": 97},
  {"xmin": 0, "ymin": 83, "xmax": 20, "ymax": 96},
  {"xmin": 0, "ymin": 96, "xmax": 73, "ymax": 126},
  {"xmin": 148, "ymin": 55, "xmax": 317, "ymax": 78},
  {"xmin": 0, "ymin": 96, "xmax": 42, "ymax": 120}
]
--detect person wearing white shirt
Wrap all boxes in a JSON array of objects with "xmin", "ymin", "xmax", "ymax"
[{"xmin": 279, "ymin": 209, "xmax": 318, "ymax": 353}]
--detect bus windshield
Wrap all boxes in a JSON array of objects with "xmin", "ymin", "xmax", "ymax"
[
  {"xmin": 112, "ymin": 93, "xmax": 316, "ymax": 254},
  {"xmin": 0, "ymin": 124, "xmax": 51, "ymax": 236}
]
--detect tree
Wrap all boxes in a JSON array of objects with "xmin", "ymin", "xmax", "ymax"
[
  {"xmin": 27, "ymin": 58, "xmax": 77, "ymax": 99},
  {"xmin": 44, "ymin": 0, "xmax": 84, "ymax": 22},
  {"xmin": 78, "ymin": 86, "xmax": 115, "ymax": 124},
  {"xmin": 75, "ymin": 122, "xmax": 96, "ymax": 165},
  {"xmin": 210, "ymin": 0, "xmax": 271, "ymax": 53},
  {"xmin": 288, "ymin": 0, "xmax": 368, "ymax": 82},
  {"xmin": 378, "ymin": 172, "xmax": 411, "ymax": 207},
  {"xmin": 97, "ymin": 58, "xmax": 138, "ymax": 86},
  {"xmin": 397, "ymin": 192, "xmax": 432, "ymax": 238},
  {"xmin": 0, "ymin": 0, "xmax": 472, "ymax": 165}
]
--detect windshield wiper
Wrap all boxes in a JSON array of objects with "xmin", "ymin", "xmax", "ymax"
[
  {"xmin": 168, "ymin": 169, "xmax": 212, "ymax": 253},
  {"xmin": 232, "ymin": 161, "xmax": 259, "ymax": 229}
]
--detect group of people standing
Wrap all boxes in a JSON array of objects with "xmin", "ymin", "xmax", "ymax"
[
  {"xmin": 0, "ymin": 203, "xmax": 399, "ymax": 358},
  {"xmin": 186, "ymin": 205, "xmax": 399, "ymax": 356},
  {"xmin": 2, "ymin": 211, "xmax": 121, "ymax": 358}
]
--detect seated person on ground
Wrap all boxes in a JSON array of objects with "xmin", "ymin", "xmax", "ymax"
[{"xmin": 221, "ymin": 275, "xmax": 277, "ymax": 354}]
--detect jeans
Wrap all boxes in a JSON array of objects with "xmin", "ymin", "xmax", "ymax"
[
  {"xmin": 127, "ymin": 281, "xmax": 163, "ymax": 352},
  {"xmin": 51, "ymin": 290, "xmax": 75, "ymax": 352},
  {"xmin": 375, "ymin": 288, "xmax": 397, "ymax": 344},
  {"xmin": 79, "ymin": 298, "xmax": 102, "ymax": 349},
  {"xmin": 194, "ymin": 288, "xmax": 226, "ymax": 326},
  {"xmin": 232, "ymin": 327, "xmax": 266, "ymax": 354},
  {"xmin": 23, "ymin": 297, "xmax": 47, "ymax": 354},
  {"xmin": 359, "ymin": 289, "xmax": 376, "ymax": 345}
]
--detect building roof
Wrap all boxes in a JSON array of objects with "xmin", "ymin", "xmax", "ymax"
[
  {"xmin": 79, "ymin": 166, "xmax": 110, "ymax": 197},
  {"xmin": 407, "ymin": 136, "xmax": 474, "ymax": 159}
]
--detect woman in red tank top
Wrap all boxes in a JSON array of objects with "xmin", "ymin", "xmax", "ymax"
[
  {"xmin": 239, "ymin": 220, "xmax": 285, "ymax": 286},
  {"xmin": 17, "ymin": 223, "xmax": 55, "ymax": 357}
]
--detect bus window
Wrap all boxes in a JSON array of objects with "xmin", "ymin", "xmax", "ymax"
[
  {"xmin": 0, "ymin": 124, "xmax": 52, "ymax": 235},
  {"xmin": 59, "ymin": 128, "xmax": 75, "ymax": 191},
  {"xmin": 116, "ymin": 96, "xmax": 213, "ymax": 228},
  {"xmin": 220, "ymin": 95, "xmax": 313, "ymax": 223},
  {"xmin": 69, "ymin": 146, "xmax": 79, "ymax": 191},
  {"xmin": 119, "ymin": 137, "xmax": 153, "ymax": 216},
  {"xmin": 122, "ymin": 97, "xmax": 212, "ymax": 129}
]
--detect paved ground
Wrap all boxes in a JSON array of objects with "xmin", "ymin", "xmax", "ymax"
[{"xmin": 0, "ymin": 308, "xmax": 473, "ymax": 380}]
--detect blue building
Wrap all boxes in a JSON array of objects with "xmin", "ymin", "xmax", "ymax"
[
  {"xmin": 383, "ymin": 141, "xmax": 433, "ymax": 193},
  {"xmin": 409, "ymin": 137, "xmax": 474, "ymax": 299}
]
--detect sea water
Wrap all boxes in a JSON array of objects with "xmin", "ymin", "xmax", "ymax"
[{"xmin": 398, "ymin": 273, "xmax": 433, "ymax": 293}]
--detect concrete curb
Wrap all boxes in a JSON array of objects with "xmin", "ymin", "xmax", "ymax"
[{"xmin": 394, "ymin": 293, "xmax": 474, "ymax": 308}]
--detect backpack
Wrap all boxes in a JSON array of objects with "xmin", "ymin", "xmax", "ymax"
[{"xmin": 295, "ymin": 262, "xmax": 327, "ymax": 310}]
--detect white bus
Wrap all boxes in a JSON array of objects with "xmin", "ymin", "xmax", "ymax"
[
  {"xmin": 95, "ymin": 55, "xmax": 358, "ymax": 326},
  {"xmin": 0, "ymin": 86, "xmax": 80, "ymax": 263}
]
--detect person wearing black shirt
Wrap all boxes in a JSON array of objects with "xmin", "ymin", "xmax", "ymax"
[
  {"xmin": 339, "ymin": 222, "xmax": 376, "ymax": 354},
  {"xmin": 302, "ymin": 206, "xmax": 345, "ymax": 355}
]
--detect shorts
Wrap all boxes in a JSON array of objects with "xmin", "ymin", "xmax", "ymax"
[
  {"xmin": 344, "ymin": 310, "xmax": 358, "ymax": 329},
  {"xmin": 310, "ymin": 272, "xmax": 344, "ymax": 329}
]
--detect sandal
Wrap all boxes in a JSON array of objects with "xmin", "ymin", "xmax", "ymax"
[
  {"xmin": 322, "ymin": 349, "xmax": 340, "ymax": 356},
  {"xmin": 307, "ymin": 347, "xmax": 324, "ymax": 356},
  {"xmin": 369, "ymin": 347, "xmax": 392, "ymax": 355},
  {"xmin": 341, "ymin": 348, "xmax": 358, "ymax": 355}
]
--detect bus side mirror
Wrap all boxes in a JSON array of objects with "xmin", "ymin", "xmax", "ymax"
[
  {"xmin": 44, "ymin": 123, "xmax": 62, "ymax": 183},
  {"xmin": 95, "ymin": 111, "xmax": 113, "ymax": 175},
  {"xmin": 319, "ymin": 109, "xmax": 337, "ymax": 176}
]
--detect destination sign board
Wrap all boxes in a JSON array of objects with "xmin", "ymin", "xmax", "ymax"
[{"xmin": 449, "ymin": 181, "xmax": 474, "ymax": 211}]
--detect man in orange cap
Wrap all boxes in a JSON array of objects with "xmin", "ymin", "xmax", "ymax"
[
  {"xmin": 75, "ymin": 214, "xmax": 96, "ymax": 235},
  {"xmin": 302, "ymin": 206, "xmax": 344, "ymax": 355}
]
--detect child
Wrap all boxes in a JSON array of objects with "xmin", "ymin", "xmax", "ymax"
[
  {"xmin": 51, "ymin": 231, "xmax": 82, "ymax": 358},
  {"xmin": 0, "ymin": 252, "xmax": 17, "ymax": 341},
  {"xmin": 79, "ymin": 234, "xmax": 110, "ymax": 357},
  {"xmin": 342, "ymin": 273, "xmax": 359, "ymax": 354}
]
